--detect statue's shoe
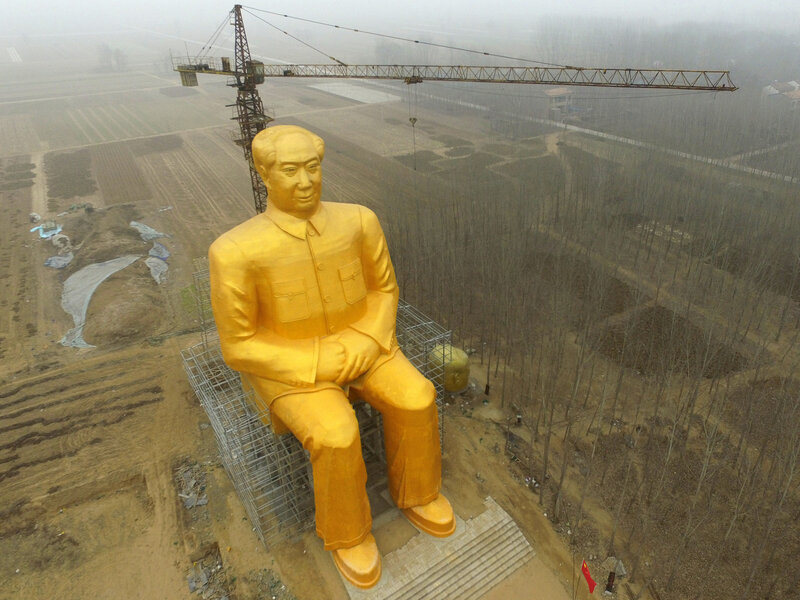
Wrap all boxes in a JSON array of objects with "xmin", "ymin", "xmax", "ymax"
[
  {"xmin": 402, "ymin": 494, "xmax": 456, "ymax": 538},
  {"xmin": 331, "ymin": 533, "xmax": 381, "ymax": 589}
]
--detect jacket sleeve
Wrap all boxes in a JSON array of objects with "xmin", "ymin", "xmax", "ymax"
[
  {"xmin": 348, "ymin": 206, "xmax": 399, "ymax": 352},
  {"xmin": 209, "ymin": 236, "xmax": 319, "ymax": 386}
]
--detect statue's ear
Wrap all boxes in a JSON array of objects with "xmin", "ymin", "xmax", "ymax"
[{"xmin": 255, "ymin": 162, "xmax": 270, "ymax": 189}]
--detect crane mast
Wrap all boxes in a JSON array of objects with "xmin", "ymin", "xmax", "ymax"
[
  {"xmin": 174, "ymin": 5, "xmax": 737, "ymax": 214},
  {"xmin": 231, "ymin": 4, "xmax": 271, "ymax": 213}
]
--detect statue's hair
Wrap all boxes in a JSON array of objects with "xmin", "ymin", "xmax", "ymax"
[{"xmin": 251, "ymin": 125, "xmax": 325, "ymax": 174}]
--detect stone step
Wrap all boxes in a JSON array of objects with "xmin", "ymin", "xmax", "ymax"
[
  {"xmin": 390, "ymin": 519, "xmax": 521, "ymax": 600},
  {"xmin": 388, "ymin": 510, "xmax": 516, "ymax": 593},
  {"xmin": 459, "ymin": 527, "xmax": 532, "ymax": 597},
  {"xmin": 419, "ymin": 522, "xmax": 532, "ymax": 600},
  {"xmin": 346, "ymin": 497, "xmax": 534, "ymax": 600}
]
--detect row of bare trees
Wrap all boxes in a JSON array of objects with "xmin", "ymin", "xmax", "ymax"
[{"xmin": 372, "ymin": 75, "xmax": 800, "ymax": 597}]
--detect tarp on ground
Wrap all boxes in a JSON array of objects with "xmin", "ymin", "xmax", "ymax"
[
  {"xmin": 148, "ymin": 242, "xmax": 170, "ymax": 259},
  {"xmin": 45, "ymin": 252, "xmax": 74, "ymax": 269},
  {"xmin": 30, "ymin": 223, "xmax": 62, "ymax": 239},
  {"xmin": 130, "ymin": 221, "xmax": 169, "ymax": 241},
  {"xmin": 145, "ymin": 256, "xmax": 168, "ymax": 284},
  {"xmin": 60, "ymin": 255, "xmax": 140, "ymax": 348}
]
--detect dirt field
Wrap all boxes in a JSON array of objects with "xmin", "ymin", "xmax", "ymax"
[
  {"xmin": 3, "ymin": 31, "xmax": 799, "ymax": 600},
  {"xmin": 0, "ymin": 37, "xmax": 588, "ymax": 600}
]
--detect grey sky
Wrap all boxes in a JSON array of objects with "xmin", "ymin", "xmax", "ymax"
[{"xmin": 3, "ymin": 0, "xmax": 799, "ymax": 36}]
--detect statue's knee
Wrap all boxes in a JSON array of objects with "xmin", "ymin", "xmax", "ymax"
[
  {"xmin": 401, "ymin": 378, "xmax": 437, "ymax": 412},
  {"xmin": 313, "ymin": 411, "xmax": 360, "ymax": 449}
]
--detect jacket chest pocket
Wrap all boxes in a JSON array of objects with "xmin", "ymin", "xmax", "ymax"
[
  {"xmin": 338, "ymin": 259, "xmax": 367, "ymax": 305},
  {"xmin": 271, "ymin": 279, "xmax": 311, "ymax": 323}
]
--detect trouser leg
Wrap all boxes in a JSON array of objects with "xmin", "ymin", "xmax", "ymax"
[
  {"xmin": 269, "ymin": 388, "xmax": 372, "ymax": 551},
  {"xmin": 354, "ymin": 351, "xmax": 441, "ymax": 508}
]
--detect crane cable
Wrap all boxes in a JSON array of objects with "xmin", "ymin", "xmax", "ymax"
[
  {"xmin": 196, "ymin": 11, "xmax": 232, "ymax": 60},
  {"xmin": 241, "ymin": 5, "xmax": 568, "ymax": 68},
  {"xmin": 242, "ymin": 7, "xmax": 347, "ymax": 66},
  {"xmin": 407, "ymin": 84, "xmax": 419, "ymax": 170}
]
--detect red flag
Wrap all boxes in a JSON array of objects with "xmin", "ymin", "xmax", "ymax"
[{"xmin": 581, "ymin": 560, "xmax": 597, "ymax": 593}]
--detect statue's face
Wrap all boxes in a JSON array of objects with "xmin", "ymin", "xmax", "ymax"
[{"xmin": 266, "ymin": 133, "xmax": 322, "ymax": 219}]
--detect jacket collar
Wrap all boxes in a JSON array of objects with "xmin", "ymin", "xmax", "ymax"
[{"xmin": 265, "ymin": 202, "xmax": 328, "ymax": 240}]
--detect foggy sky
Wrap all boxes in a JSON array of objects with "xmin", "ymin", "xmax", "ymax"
[{"xmin": 3, "ymin": 0, "xmax": 799, "ymax": 38}]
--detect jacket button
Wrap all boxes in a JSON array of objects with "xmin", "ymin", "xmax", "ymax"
[
  {"xmin": 323, "ymin": 295, "xmax": 332, "ymax": 303},
  {"xmin": 317, "ymin": 263, "xmax": 325, "ymax": 270}
]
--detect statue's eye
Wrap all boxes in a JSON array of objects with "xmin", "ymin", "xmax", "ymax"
[
  {"xmin": 307, "ymin": 163, "xmax": 319, "ymax": 173},
  {"xmin": 282, "ymin": 167, "xmax": 297, "ymax": 175}
]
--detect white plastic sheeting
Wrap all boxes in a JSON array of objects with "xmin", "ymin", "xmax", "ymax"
[
  {"xmin": 148, "ymin": 242, "xmax": 170, "ymax": 260},
  {"xmin": 60, "ymin": 255, "xmax": 140, "ymax": 348},
  {"xmin": 130, "ymin": 221, "xmax": 169, "ymax": 241},
  {"xmin": 145, "ymin": 256, "xmax": 168, "ymax": 284}
]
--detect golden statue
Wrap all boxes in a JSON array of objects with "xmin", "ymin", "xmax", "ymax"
[{"xmin": 209, "ymin": 125, "xmax": 455, "ymax": 589}]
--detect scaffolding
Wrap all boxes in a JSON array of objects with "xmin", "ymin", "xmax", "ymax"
[
  {"xmin": 182, "ymin": 265, "xmax": 451, "ymax": 547},
  {"xmin": 190, "ymin": 258, "xmax": 214, "ymax": 346}
]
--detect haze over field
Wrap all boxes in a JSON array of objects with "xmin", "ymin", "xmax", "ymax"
[
  {"xmin": 2, "ymin": 2, "xmax": 800, "ymax": 600},
  {"xmin": 4, "ymin": 0, "xmax": 800, "ymax": 32}
]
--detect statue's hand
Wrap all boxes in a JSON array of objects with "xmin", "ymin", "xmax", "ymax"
[
  {"xmin": 334, "ymin": 329, "xmax": 381, "ymax": 385},
  {"xmin": 316, "ymin": 338, "xmax": 346, "ymax": 383}
]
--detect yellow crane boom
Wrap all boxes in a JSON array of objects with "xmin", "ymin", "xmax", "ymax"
[
  {"xmin": 175, "ymin": 59, "xmax": 736, "ymax": 91},
  {"xmin": 173, "ymin": 4, "xmax": 737, "ymax": 214}
]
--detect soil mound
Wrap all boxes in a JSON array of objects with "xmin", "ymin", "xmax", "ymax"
[
  {"xmin": 83, "ymin": 261, "xmax": 166, "ymax": 346},
  {"xmin": 63, "ymin": 204, "xmax": 149, "ymax": 272}
]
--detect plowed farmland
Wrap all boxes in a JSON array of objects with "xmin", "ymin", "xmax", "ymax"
[{"xmin": 3, "ymin": 32, "xmax": 800, "ymax": 600}]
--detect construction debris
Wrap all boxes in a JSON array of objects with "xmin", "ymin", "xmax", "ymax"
[
  {"xmin": 176, "ymin": 462, "xmax": 208, "ymax": 509},
  {"xmin": 50, "ymin": 232, "xmax": 72, "ymax": 253},
  {"xmin": 186, "ymin": 552, "xmax": 229, "ymax": 599}
]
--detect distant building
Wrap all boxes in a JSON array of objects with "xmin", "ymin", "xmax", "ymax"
[
  {"xmin": 762, "ymin": 80, "xmax": 800, "ymax": 97},
  {"xmin": 546, "ymin": 87, "xmax": 573, "ymax": 122},
  {"xmin": 783, "ymin": 90, "xmax": 800, "ymax": 110}
]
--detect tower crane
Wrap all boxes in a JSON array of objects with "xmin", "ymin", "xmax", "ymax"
[{"xmin": 174, "ymin": 4, "xmax": 737, "ymax": 214}]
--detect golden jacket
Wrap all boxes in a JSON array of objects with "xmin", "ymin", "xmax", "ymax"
[{"xmin": 209, "ymin": 201, "xmax": 399, "ymax": 400}]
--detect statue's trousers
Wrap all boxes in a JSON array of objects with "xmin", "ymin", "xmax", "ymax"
[{"xmin": 250, "ymin": 350, "xmax": 442, "ymax": 550}]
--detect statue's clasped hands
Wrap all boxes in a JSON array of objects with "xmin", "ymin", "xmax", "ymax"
[{"xmin": 316, "ymin": 329, "xmax": 381, "ymax": 385}]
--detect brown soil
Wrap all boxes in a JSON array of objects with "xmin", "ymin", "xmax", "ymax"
[
  {"xmin": 43, "ymin": 148, "xmax": 96, "ymax": 204},
  {"xmin": 492, "ymin": 155, "xmax": 565, "ymax": 194},
  {"xmin": 594, "ymin": 305, "xmax": 747, "ymax": 378},
  {"xmin": 394, "ymin": 150, "xmax": 440, "ymax": 173},
  {"xmin": 83, "ymin": 262, "xmax": 167, "ymax": 346},
  {"xmin": 723, "ymin": 376, "xmax": 800, "ymax": 449},
  {"xmin": 62, "ymin": 203, "xmax": 150, "ymax": 272},
  {"xmin": 523, "ymin": 249, "xmax": 645, "ymax": 327},
  {"xmin": 444, "ymin": 145, "xmax": 473, "ymax": 158},
  {"xmin": 159, "ymin": 86, "xmax": 199, "ymax": 97},
  {"xmin": 6, "ymin": 54, "xmax": 800, "ymax": 600},
  {"xmin": 128, "ymin": 133, "xmax": 184, "ymax": 156}
]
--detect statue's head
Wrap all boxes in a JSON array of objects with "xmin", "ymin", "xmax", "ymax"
[{"xmin": 252, "ymin": 125, "xmax": 325, "ymax": 219}]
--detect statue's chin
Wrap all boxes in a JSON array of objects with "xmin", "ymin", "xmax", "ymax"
[{"xmin": 290, "ymin": 198, "xmax": 320, "ymax": 218}]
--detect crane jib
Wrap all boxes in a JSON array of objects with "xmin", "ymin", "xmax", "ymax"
[{"xmin": 174, "ymin": 59, "xmax": 737, "ymax": 91}]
